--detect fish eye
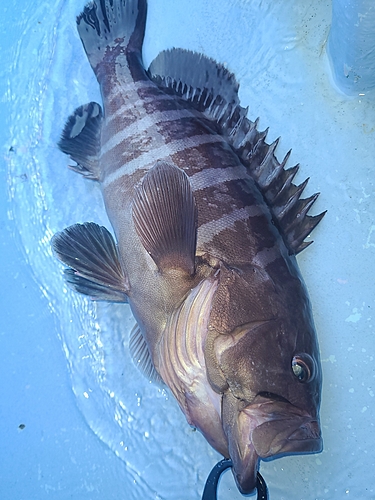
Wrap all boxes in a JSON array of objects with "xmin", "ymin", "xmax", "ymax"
[{"xmin": 291, "ymin": 353, "xmax": 315, "ymax": 383}]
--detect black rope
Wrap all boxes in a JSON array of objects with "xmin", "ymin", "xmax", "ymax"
[{"xmin": 202, "ymin": 459, "xmax": 268, "ymax": 500}]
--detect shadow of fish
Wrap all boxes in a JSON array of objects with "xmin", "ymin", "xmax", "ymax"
[{"xmin": 51, "ymin": 0, "xmax": 324, "ymax": 494}]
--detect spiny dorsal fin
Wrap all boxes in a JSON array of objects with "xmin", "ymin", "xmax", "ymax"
[
  {"xmin": 129, "ymin": 324, "xmax": 165, "ymax": 386},
  {"xmin": 58, "ymin": 102, "xmax": 102, "ymax": 180},
  {"xmin": 51, "ymin": 222, "xmax": 129, "ymax": 302},
  {"xmin": 132, "ymin": 161, "xmax": 197, "ymax": 274},
  {"xmin": 148, "ymin": 49, "xmax": 325, "ymax": 255}
]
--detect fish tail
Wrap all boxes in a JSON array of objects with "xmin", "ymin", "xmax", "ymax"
[{"xmin": 77, "ymin": 0, "xmax": 147, "ymax": 73}]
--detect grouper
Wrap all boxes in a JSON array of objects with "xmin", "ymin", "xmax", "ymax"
[{"xmin": 52, "ymin": 0, "xmax": 324, "ymax": 494}]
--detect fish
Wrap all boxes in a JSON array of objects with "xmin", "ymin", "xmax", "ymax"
[{"xmin": 51, "ymin": 0, "xmax": 324, "ymax": 494}]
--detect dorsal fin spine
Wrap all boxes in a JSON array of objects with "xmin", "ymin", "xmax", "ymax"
[
  {"xmin": 260, "ymin": 137, "xmax": 279, "ymax": 167},
  {"xmin": 256, "ymin": 138, "xmax": 280, "ymax": 188},
  {"xmin": 262, "ymin": 158, "xmax": 284, "ymax": 190},
  {"xmin": 284, "ymin": 195, "xmax": 319, "ymax": 234},
  {"xmin": 237, "ymin": 121, "xmax": 258, "ymax": 152},
  {"xmin": 276, "ymin": 179, "xmax": 309, "ymax": 220},
  {"xmin": 250, "ymin": 129, "xmax": 269, "ymax": 163}
]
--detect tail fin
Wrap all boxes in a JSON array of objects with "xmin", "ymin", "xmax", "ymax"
[{"xmin": 77, "ymin": 0, "xmax": 147, "ymax": 70}]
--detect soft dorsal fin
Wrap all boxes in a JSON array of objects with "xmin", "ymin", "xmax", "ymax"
[
  {"xmin": 129, "ymin": 324, "xmax": 165, "ymax": 386},
  {"xmin": 148, "ymin": 49, "xmax": 325, "ymax": 254},
  {"xmin": 149, "ymin": 48, "xmax": 240, "ymax": 117},
  {"xmin": 51, "ymin": 222, "xmax": 129, "ymax": 302},
  {"xmin": 132, "ymin": 161, "xmax": 197, "ymax": 274},
  {"xmin": 58, "ymin": 102, "xmax": 102, "ymax": 180}
]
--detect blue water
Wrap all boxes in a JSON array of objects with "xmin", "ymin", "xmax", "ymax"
[{"xmin": 1, "ymin": 0, "xmax": 375, "ymax": 499}]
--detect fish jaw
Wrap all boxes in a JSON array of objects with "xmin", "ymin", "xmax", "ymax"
[
  {"xmin": 222, "ymin": 392, "xmax": 322, "ymax": 494},
  {"xmin": 222, "ymin": 392, "xmax": 259, "ymax": 494},
  {"xmin": 251, "ymin": 413, "xmax": 322, "ymax": 458}
]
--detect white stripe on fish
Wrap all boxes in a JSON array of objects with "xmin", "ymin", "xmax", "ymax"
[
  {"xmin": 190, "ymin": 165, "xmax": 248, "ymax": 191},
  {"xmin": 198, "ymin": 206, "xmax": 264, "ymax": 245},
  {"xmin": 106, "ymin": 93, "xmax": 176, "ymax": 124},
  {"xmin": 101, "ymin": 108, "xmax": 196, "ymax": 156},
  {"xmin": 102, "ymin": 134, "xmax": 227, "ymax": 188}
]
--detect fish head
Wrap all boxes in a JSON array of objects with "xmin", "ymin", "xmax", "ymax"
[{"xmin": 204, "ymin": 261, "xmax": 322, "ymax": 494}]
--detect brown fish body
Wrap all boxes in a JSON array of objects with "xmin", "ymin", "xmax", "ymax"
[{"xmin": 52, "ymin": 0, "xmax": 324, "ymax": 494}]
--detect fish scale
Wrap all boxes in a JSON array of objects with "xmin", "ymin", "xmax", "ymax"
[
  {"xmin": 52, "ymin": 0, "xmax": 324, "ymax": 495},
  {"xmin": 100, "ymin": 80, "xmax": 279, "ymax": 263}
]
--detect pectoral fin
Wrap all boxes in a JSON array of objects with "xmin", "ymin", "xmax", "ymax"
[
  {"xmin": 129, "ymin": 323, "xmax": 165, "ymax": 386},
  {"xmin": 132, "ymin": 161, "xmax": 197, "ymax": 275},
  {"xmin": 52, "ymin": 222, "xmax": 129, "ymax": 302}
]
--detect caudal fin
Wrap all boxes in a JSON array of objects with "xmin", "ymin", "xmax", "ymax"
[{"xmin": 77, "ymin": 0, "xmax": 147, "ymax": 71}]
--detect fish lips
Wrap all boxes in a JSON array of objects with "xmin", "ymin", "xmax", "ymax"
[
  {"xmin": 225, "ymin": 397, "xmax": 322, "ymax": 494},
  {"xmin": 251, "ymin": 414, "xmax": 323, "ymax": 458}
]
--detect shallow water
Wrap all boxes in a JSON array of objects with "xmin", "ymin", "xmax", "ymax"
[{"xmin": 2, "ymin": 0, "xmax": 375, "ymax": 498}]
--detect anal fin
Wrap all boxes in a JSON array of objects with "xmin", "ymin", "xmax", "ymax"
[
  {"xmin": 52, "ymin": 222, "xmax": 128, "ymax": 302},
  {"xmin": 58, "ymin": 102, "xmax": 102, "ymax": 180},
  {"xmin": 132, "ymin": 161, "xmax": 197, "ymax": 275}
]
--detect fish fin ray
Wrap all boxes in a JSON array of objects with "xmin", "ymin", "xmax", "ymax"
[
  {"xmin": 129, "ymin": 323, "xmax": 165, "ymax": 386},
  {"xmin": 148, "ymin": 48, "xmax": 239, "ymax": 123},
  {"xmin": 132, "ymin": 161, "xmax": 197, "ymax": 274},
  {"xmin": 63, "ymin": 268, "xmax": 127, "ymax": 302},
  {"xmin": 58, "ymin": 102, "xmax": 102, "ymax": 180},
  {"xmin": 286, "ymin": 211, "xmax": 327, "ymax": 255},
  {"xmin": 149, "ymin": 49, "xmax": 324, "ymax": 254},
  {"xmin": 77, "ymin": 0, "xmax": 147, "ymax": 70},
  {"xmin": 52, "ymin": 222, "xmax": 129, "ymax": 302}
]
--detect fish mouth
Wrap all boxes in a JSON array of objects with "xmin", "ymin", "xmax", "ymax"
[
  {"xmin": 251, "ymin": 414, "xmax": 322, "ymax": 458},
  {"xmin": 249, "ymin": 392, "xmax": 322, "ymax": 458},
  {"xmin": 223, "ymin": 391, "xmax": 322, "ymax": 494}
]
